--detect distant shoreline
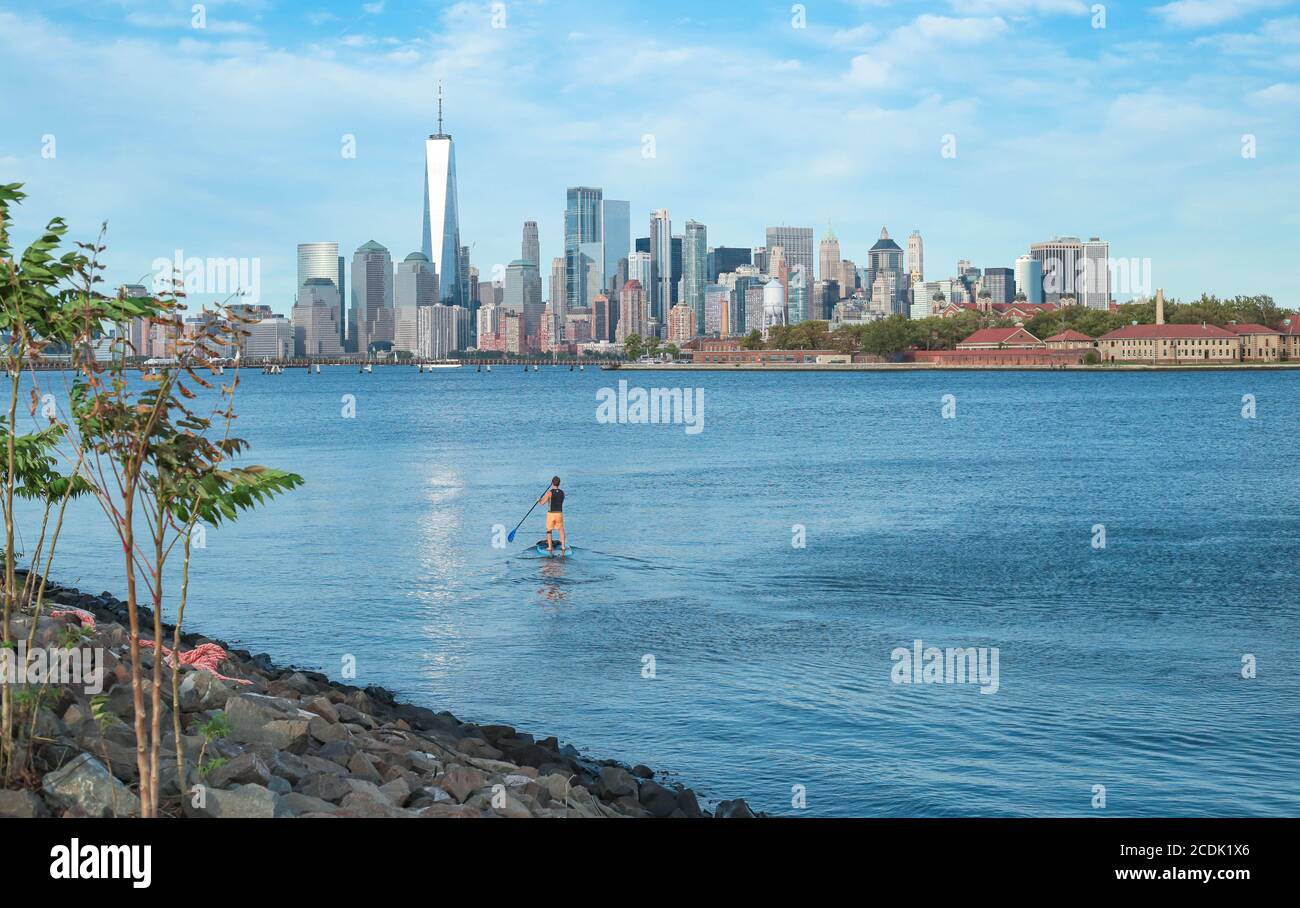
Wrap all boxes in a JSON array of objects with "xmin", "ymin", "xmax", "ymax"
[{"xmin": 608, "ymin": 362, "xmax": 1300, "ymax": 372}]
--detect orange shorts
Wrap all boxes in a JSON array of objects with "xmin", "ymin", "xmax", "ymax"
[{"xmin": 546, "ymin": 512, "xmax": 565, "ymax": 531}]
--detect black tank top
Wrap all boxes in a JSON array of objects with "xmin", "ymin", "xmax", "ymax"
[{"xmin": 549, "ymin": 489, "xmax": 564, "ymax": 513}]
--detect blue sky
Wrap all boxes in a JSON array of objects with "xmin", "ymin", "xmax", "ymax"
[{"xmin": 1, "ymin": 0, "xmax": 1297, "ymax": 314}]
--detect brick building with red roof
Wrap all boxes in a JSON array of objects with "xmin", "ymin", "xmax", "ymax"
[
  {"xmin": 1224, "ymin": 322, "xmax": 1282, "ymax": 361},
  {"xmin": 1097, "ymin": 322, "xmax": 1238, "ymax": 363}
]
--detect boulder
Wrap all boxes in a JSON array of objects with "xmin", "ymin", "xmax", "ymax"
[
  {"xmin": 437, "ymin": 764, "xmax": 487, "ymax": 803},
  {"xmin": 297, "ymin": 772, "xmax": 351, "ymax": 803},
  {"xmin": 42, "ymin": 752, "xmax": 140, "ymax": 817},
  {"xmin": 597, "ymin": 766, "xmax": 638, "ymax": 800},
  {"xmin": 225, "ymin": 693, "xmax": 312, "ymax": 754},
  {"xmin": 178, "ymin": 671, "xmax": 233, "ymax": 711},
  {"xmin": 184, "ymin": 782, "xmax": 284, "ymax": 818},
  {"xmin": 206, "ymin": 752, "xmax": 272, "ymax": 790},
  {"xmin": 637, "ymin": 780, "xmax": 679, "ymax": 818},
  {"xmin": 278, "ymin": 791, "xmax": 339, "ymax": 817},
  {"xmin": 715, "ymin": 798, "xmax": 756, "ymax": 818}
]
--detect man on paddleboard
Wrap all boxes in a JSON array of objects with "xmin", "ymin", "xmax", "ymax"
[{"xmin": 537, "ymin": 476, "xmax": 567, "ymax": 554}]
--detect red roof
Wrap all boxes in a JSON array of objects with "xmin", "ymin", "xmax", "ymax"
[
  {"xmin": 1099, "ymin": 323, "xmax": 1235, "ymax": 340},
  {"xmin": 1224, "ymin": 323, "xmax": 1280, "ymax": 335},
  {"xmin": 1279, "ymin": 319, "xmax": 1300, "ymax": 336},
  {"xmin": 958, "ymin": 327, "xmax": 1044, "ymax": 347},
  {"xmin": 1046, "ymin": 329, "xmax": 1094, "ymax": 342}
]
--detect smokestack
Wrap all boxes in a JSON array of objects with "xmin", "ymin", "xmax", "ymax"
[{"xmin": 1155, "ymin": 288, "xmax": 1165, "ymax": 326}]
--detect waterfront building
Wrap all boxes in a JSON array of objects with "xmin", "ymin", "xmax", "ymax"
[
  {"xmin": 667, "ymin": 303, "xmax": 696, "ymax": 345},
  {"xmin": 393, "ymin": 304, "xmax": 420, "ymax": 355},
  {"xmin": 957, "ymin": 327, "xmax": 1045, "ymax": 350},
  {"xmin": 240, "ymin": 312, "xmax": 293, "ymax": 361},
  {"xmin": 293, "ymin": 278, "xmax": 345, "ymax": 357},
  {"xmin": 350, "ymin": 240, "xmax": 393, "ymax": 354},
  {"xmin": 297, "ymin": 242, "xmax": 346, "ymax": 346},
  {"xmin": 617, "ymin": 279, "xmax": 649, "ymax": 342},
  {"xmin": 416, "ymin": 303, "xmax": 467, "ymax": 359},
  {"xmin": 1225, "ymin": 323, "xmax": 1282, "ymax": 361},
  {"xmin": 683, "ymin": 220, "xmax": 707, "ymax": 337},
  {"xmin": 421, "ymin": 90, "xmax": 463, "ymax": 306},
  {"xmin": 1015, "ymin": 255, "xmax": 1043, "ymax": 303},
  {"xmin": 1096, "ymin": 323, "xmax": 1237, "ymax": 363},
  {"xmin": 593, "ymin": 293, "xmax": 615, "ymax": 343},
  {"xmin": 1045, "ymin": 329, "xmax": 1096, "ymax": 350},
  {"xmin": 1280, "ymin": 318, "xmax": 1300, "ymax": 359}
]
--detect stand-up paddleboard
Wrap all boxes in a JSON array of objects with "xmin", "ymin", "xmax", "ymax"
[{"xmin": 533, "ymin": 540, "xmax": 572, "ymax": 557}]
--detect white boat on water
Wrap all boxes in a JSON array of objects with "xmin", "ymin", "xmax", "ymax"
[{"xmin": 420, "ymin": 361, "xmax": 462, "ymax": 370}]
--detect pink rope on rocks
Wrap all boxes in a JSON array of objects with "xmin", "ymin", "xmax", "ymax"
[
  {"xmin": 139, "ymin": 639, "xmax": 254, "ymax": 686},
  {"xmin": 51, "ymin": 608, "xmax": 97, "ymax": 629}
]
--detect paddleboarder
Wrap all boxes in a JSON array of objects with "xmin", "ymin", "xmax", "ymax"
[{"xmin": 537, "ymin": 476, "xmax": 567, "ymax": 554}]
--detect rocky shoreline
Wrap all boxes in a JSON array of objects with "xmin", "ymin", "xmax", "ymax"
[{"xmin": 0, "ymin": 572, "xmax": 756, "ymax": 819}]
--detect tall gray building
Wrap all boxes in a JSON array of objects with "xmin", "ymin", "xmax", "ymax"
[
  {"xmin": 765, "ymin": 227, "xmax": 813, "ymax": 279},
  {"xmin": 601, "ymin": 200, "xmax": 630, "ymax": 294},
  {"xmin": 297, "ymin": 242, "xmax": 346, "ymax": 345},
  {"xmin": 522, "ymin": 221, "xmax": 539, "ymax": 269},
  {"xmin": 683, "ymin": 220, "xmax": 707, "ymax": 337},
  {"xmin": 565, "ymin": 187, "xmax": 602, "ymax": 311},
  {"xmin": 866, "ymin": 227, "xmax": 907, "ymax": 317},
  {"xmin": 351, "ymin": 240, "xmax": 393, "ymax": 354},
  {"xmin": 504, "ymin": 259, "xmax": 544, "ymax": 343},
  {"xmin": 649, "ymin": 209, "xmax": 672, "ymax": 333}
]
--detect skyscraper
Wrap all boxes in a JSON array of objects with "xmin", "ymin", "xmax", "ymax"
[
  {"xmin": 818, "ymin": 228, "xmax": 840, "ymax": 285},
  {"xmin": 1030, "ymin": 236, "xmax": 1083, "ymax": 305},
  {"xmin": 350, "ymin": 241, "xmax": 393, "ymax": 354},
  {"xmin": 601, "ymin": 200, "xmax": 630, "ymax": 294},
  {"xmin": 504, "ymin": 259, "xmax": 543, "ymax": 344},
  {"xmin": 766, "ymin": 227, "xmax": 814, "ymax": 281},
  {"xmin": 982, "ymin": 267, "xmax": 1015, "ymax": 305},
  {"xmin": 565, "ymin": 187, "xmax": 602, "ymax": 311},
  {"xmin": 522, "ymin": 221, "xmax": 539, "ymax": 268},
  {"xmin": 1081, "ymin": 237, "xmax": 1111, "ymax": 309},
  {"xmin": 649, "ymin": 210, "xmax": 672, "ymax": 333},
  {"xmin": 421, "ymin": 87, "xmax": 462, "ymax": 306},
  {"xmin": 1015, "ymin": 254, "xmax": 1043, "ymax": 303},
  {"xmin": 788, "ymin": 265, "xmax": 810, "ymax": 324},
  {"xmin": 867, "ymin": 227, "xmax": 907, "ymax": 317},
  {"xmin": 907, "ymin": 230, "xmax": 924, "ymax": 282},
  {"xmin": 683, "ymin": 220, "xmax": 707, "ymax": 338},
  {"xmin": 617, "ymin": 280, "xmax": 648, "ymax": 342},
  {"xmin": 297, "ymin": 242, "xmax": 346, "ymax": 346},
  {"xmin": 708, "ymin": 247, "xmax": 751, "ymax": 283}
]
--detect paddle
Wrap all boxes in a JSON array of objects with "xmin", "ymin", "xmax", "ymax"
[{"xmin": 506, "ymin": 485, "xmax": 552, "ymax": 543}]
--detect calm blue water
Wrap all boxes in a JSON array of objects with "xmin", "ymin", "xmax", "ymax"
[{"xmin": 16, "ymin": 366, "xmax": 1300, "ymax": 816}]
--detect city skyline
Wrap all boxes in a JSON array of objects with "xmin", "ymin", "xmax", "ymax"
[{"xmin": 1, "ymin": 1, "xmax": 1297, "ymax": 314}]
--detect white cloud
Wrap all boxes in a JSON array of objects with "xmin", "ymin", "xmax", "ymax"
[
  {"xmin": 1153, "ymin": 0, "xmax": 1287, "ymax": 29},
  {"xmin": 363, "ymin": 1, "xmax": 385, "ymax": 14},
  {"xmin": 1249, "ymin": 82, "xmax": 1300, "ymax": 104}
]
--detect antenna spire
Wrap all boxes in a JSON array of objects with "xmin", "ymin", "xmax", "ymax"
[{"xmin": 437, "ymin": 81, "xmax": 444, "ymax": 135}]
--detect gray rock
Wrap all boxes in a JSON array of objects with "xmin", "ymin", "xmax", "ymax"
[
  {"xmin": 339, "ymin": 792, "xmax": 408, "ymax": 818},
  {"xmin": 0, "ymin": 789, "xmax": 51, "ymax": 818},
  {"xmin": 378, "ymin": 776, "xmax": 413, "ymax": 807},
  {"xmin": 225, "ymin": 693, "xmax": 312, "ymax": 754},
  {"xmin": 184, "ymin": 783, "xmax": 284, "ymax": 818},
  {"xmin": 206, "ymin": 752, "xmax": 272, "ymax": 790},
  {"xmin": 346, "ymin": 751, "xmax": 384, "ymax": 785},
  {"xmin": 631, "ymin": 764, "xmax": 654, "ymax": 779},
  {"xmin": 297, "ymin": 772, "xmax": 351, "ymax": 803},
  {"xmin": 715, "ymin": 798, "xmax": 756, "ymax": 818},
  {"xmin": 309, "ymin": 715, "xmax": 351, "ymax": 744},
  {"xmin": 638, "ymin": 780, "xmax": 680, "ymax": 818},
  {"xmin": 278, "ymin": 791, "xmax": 338, "ymax": 816},
  {"xmin": 42, "ymin": 752, "xmax": 140, "ymax": 817},
  {"xmin": 178, "ymin": 671, "xmax": 233, "ymax": 711},
  {"xmin": 676, "ymin": 787, "xmax": 706, "ymax": 818},
  {"xmin": 437, "ymin": 764, "xmax": 487, "ymax": 803},
  {"xmin": 597, "ymin": 765, "xmax": 638, "ymax": 800}
]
